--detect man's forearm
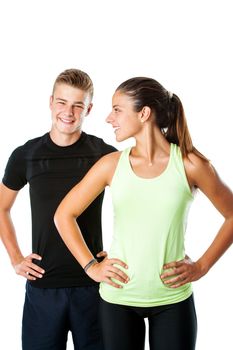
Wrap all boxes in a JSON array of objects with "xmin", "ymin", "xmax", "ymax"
[{"xmin": 0, "ymin": 210, "xmax": 24, "ymax": 265}]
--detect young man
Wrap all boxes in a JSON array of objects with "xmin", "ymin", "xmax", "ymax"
[{"xmin": 0, "ymin": 69, "xmax": 126, "ymax": 350}]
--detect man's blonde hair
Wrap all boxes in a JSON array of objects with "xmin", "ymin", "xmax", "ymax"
[{"xmin": 52, "ymin": 69, "xmax": 94, "ymax": 100}]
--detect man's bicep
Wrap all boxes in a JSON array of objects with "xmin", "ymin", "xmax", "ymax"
[
  {"xmin": 2, "ymin": 147, "xmax": 27, "ymax": 191},
  {"xmin": 0, "ymin": 183, "xmax": 19, "ymax": 211}
]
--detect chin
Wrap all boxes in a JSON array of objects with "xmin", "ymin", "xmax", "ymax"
[
  {"xmin": 116, "ymin": 136, "xmax": 127, "ymax": 142},
  {"xmin": 115, "ymin": 134, "xmax": 122, "ymax": 141}
]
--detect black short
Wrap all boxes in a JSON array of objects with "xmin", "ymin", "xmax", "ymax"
[
  {"xmin": 22, "ymin": 283, "xmax": 103, "ymax": 350},
  {"xmin": 100, "ymin": 294, "xmax": 197, "ymax": 350}
]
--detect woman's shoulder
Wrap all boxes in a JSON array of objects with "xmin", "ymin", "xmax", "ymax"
[
  {"xmin": 99, "ymin": 150, "xmax": 122, "ymax": 164},
  {"xmin": 183, "ymin": 152, "xmax": 215, "ymax": 188},
  {"xmin": 184, "ymin": 152, "xmax": 212, "ymax": 171},
  {"xmin": 91, "ymin": 151, "xmax": 123, "ymax": 185}
]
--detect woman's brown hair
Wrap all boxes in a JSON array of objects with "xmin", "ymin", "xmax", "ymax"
[{"xmin": 116, "ymin": 77, "xmax": 207, "ymax": 160}]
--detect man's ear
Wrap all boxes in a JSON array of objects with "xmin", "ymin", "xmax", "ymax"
[
  {"xmin": 49, "ymin": 95, "xmax": 54, "ymax": 110},
  {"xmin": 86, "ymin": 103, "xmax": 93, "ymax": 116}
]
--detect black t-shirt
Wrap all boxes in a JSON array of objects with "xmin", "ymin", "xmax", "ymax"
[{"xmin": 2, "ymin": 132, "xmax": 116, "ymax": 288}]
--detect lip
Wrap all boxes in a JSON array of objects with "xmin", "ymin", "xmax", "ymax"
[
  {"xmin": 60, "ymin": 117, "xmax": 75, "ymax": 124},
  {"xmin": 113, "ymin": 126, "xmax": 120, "ymax": 133}
]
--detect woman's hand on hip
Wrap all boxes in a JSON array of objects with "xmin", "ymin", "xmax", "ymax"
[
  {"xmin": 160, "ymin": 255, "xmax": 206, "ymax": 288},
  {"xmin": 86, "ymin": 257, "xmax": 129, "ymax": 288}
]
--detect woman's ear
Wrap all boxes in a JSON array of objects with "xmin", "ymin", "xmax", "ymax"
[{"xmin": 139, "ymin": 106, "xmax": 151, "ymax": 123}]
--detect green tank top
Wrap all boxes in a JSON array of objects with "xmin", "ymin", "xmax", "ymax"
[{"xmin": 100, "ymin": 143, "xmax": 194, "ymax": 307}]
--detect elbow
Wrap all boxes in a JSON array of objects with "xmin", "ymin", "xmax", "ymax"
[
  {"xmin": 54, "ymin": 204, "xmax": 69, "ymax": 234},
  {"xmin": 54, "ymin": 206, "xmax": 62, "ymax": 233},
  {"xmin": 54, "ymin": 204, "xmax": 77, "ymax": 236}
]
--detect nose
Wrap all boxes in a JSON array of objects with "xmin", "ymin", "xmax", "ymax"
[
  {"xmin": 64, "ymin": 104, "xmax": 74, "ymax": 117},
  {"xmin": 106, "ymin": 112, "xmax": 113, "ymax": 124}
]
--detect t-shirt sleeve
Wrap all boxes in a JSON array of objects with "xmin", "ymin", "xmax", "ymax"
[
  {"xmin": 2, "ymin": 146, "xmax": 27, "ymax": 190},
  {"xmin": 101, "ymin": 143, "xmax": 118, "ymax": 156}
]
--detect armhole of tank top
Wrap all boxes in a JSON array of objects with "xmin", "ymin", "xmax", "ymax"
[
  {"xmin": 109, "ymin": 147, "xmax": 131, "ymax": 188},
  {"xmin": 173, "ymin": 144, "xmax": 194, "ymax": 198}
]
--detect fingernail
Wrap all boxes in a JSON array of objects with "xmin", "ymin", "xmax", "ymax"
[
  {"xmin": 125, "ymin": 265, "xmax": 128, "ymax": 269},
  {"xmin": 39, "ymin": 274, "xmax": 43, "ymax": 278}
]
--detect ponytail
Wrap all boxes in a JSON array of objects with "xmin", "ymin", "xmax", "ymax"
[{"xmin": 165, "ymin": 93, "xmax": 208, "ymax": 161}]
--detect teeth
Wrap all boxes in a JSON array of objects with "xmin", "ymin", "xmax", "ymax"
[{"xmin": 61, "ymin": 118, "xmax": 73, "ymax": 124}]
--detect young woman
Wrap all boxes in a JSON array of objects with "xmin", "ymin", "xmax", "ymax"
[{"xmin": 54, "ymin": 77, "xmax": 233, "ymax": 350}]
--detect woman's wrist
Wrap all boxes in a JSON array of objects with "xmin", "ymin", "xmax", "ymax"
[
  {"xmin": 195, "ymin": 257, "xmax": 210, "ymax": 276},
  {"xmin": 83, "ymin": 258, "xmax": 98, "ymax": 273}
]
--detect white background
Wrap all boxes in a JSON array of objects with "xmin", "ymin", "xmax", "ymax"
[{"xmin": 0, "ymin": 1, "xmax": 232, "ymax": 349}]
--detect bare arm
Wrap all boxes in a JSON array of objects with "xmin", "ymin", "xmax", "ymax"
[
  {"xmin": 0, "ymin": 183, "xmax": 45, "ymax": 280},
  {"xmin": 54, "ymin": 152, "xmax": 129, "ymax": 288},
  {"xmin": 161, "ymin": 154, "xmax": 233, "ymax": 287}
]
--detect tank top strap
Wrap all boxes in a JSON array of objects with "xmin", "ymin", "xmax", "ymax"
[
  {"xmin": 110, "ymin": 147, "xmax": 132, "ymax": 187},
  {"xmin": 170, "ymin": 143, "xmax": 193, "ymax": 196}
]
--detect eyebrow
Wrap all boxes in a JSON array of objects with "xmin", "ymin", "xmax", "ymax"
[
  {"xmin": 113, "ymin": 104, "xmax": 120, "ymax": 108},
  {"xmin": 56, "ymin": 98, "xmax": 85, "ymax": 106}
]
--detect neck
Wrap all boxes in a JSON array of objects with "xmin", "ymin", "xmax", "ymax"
[
  {"xmin": 134, "ymin": 122, "xmax": 170, "ymax": 164},
  {"xmin": 49, "ymin": 129, "xmax": 82, "ymax": 147}
]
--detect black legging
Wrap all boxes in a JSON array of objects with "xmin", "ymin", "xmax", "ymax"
[{"xmin": 99, "ymin": 295, "xmax": 197, "ymax": 350}]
